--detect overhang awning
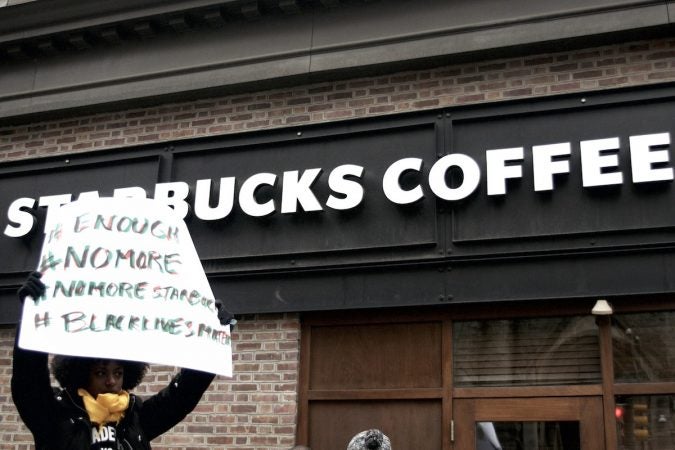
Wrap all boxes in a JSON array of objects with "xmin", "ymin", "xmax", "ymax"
[{"xmin": 0, "ymin": 0, "xmax": 673, "ymax": 122}]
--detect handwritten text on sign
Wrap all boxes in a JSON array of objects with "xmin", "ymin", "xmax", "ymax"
[{"xmin": 19, "ymin": 197, "xmax": 232, "ymax": 377}]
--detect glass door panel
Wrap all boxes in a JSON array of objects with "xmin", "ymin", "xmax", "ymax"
[
  {"xmin": 477, "ymin": 421, "xmax": 580, "ymax": 450},
  {"xmin": 455, "ymin": 397, "xmax": 604, "ymax": 450}
]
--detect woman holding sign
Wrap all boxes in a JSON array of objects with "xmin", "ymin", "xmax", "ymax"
[{"xmin": 12, "ymin": 271, "xmax": 235, "ymax": 450}]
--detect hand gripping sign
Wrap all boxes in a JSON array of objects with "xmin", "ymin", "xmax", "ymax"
[{"xmin": 18, "ymin": 197, "xmax": 232, "ymax": 377}]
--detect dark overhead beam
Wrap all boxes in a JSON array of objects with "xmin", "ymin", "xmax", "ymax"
[
  {"xmin": 5, "ymin": 43, "xmax": 29, "ymax": 59},
  {"xmin": 320, "ymin": 0, "xmax": 341, "ymax": 7},
  {"xmin": 279, "ymin": 0, "xmax": 301, "ymax": 15},
  {"xmin": 97, "ymin": 27, "xmax": 122, "ymax": 44},
  {"xmin": 240, "ymin": 1, "xmax": 260, "ymax": 20},
  {"xmin": 36, "ymin": 40, "xmax": 59, "ymax": 56},
  {"xmin": 167, "ymin": 15, "xmax": 192, "ymax": 33},
  {"xmin": 132, "ymin": 21, "xmax": 156, "ymax": 39},
  {"xmin": 67, "ymin": 33, "xmax": 93, "ymax": 50},
  {"xmin": 0, "ymin": 0, "xmax": 668, "ymax": 123},
  {"xmin": 202, "ymin": 8, "xmax": 226, "ymax": 27},
  {"xmin": 0, "ymin": 0, "xmax": 244, "ymax": 44}
]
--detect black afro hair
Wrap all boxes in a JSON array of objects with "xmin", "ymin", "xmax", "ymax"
[{"xmin": 51, "ymin": 355, "xmax": 149, "ymax": 392}]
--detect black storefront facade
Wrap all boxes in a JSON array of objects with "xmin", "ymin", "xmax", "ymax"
[
  {"xmin": 3, "ymin": 1, "xmax": 675, "ymax": 450},
  {"xmin": 3, "ymin": 83, "xmax": 675, "ymax": 449}
]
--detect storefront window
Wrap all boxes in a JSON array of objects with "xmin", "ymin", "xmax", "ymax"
[
  {"xmin": 613, "ymin": 312, "xmax": 675, "ymax": 383},
  {"xmin": 454, "ymin": 316, "xmax": 600, "ymax": 387},
  {"xmin": 615, "ymin": 395, "xmax": 675, "ymax": 450}
]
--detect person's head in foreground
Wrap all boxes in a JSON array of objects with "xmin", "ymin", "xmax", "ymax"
[
  {"xmin": 52, "ymin": 354, "xmax": 148, "ymax": 396},
  {"xmin": 347, "ymin": 429, "xmax": 392, "ymax": 450}
]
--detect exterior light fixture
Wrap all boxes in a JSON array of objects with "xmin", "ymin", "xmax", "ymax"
[{"xmin": 592, "ymin": 299, "xmax": 613, "ymax": 315}]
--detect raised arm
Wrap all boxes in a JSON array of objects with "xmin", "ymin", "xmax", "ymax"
[
  {"xmin": 138, "ymin": 298, "xmax": 235, "ymax": 440},
  {"xmin": 137, "ymin": 367, "xmax": 216, "ymax": 440},
  {"xmin": 11, "ymin": 272, "xmax": 58, "ymax": 440}
]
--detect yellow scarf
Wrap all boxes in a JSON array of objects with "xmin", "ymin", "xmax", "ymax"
[{"xmin": 77, "ymin": 389, "xmax": 130, "ymax": 426}]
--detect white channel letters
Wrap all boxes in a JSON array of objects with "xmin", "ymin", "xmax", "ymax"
[{"xmin": 3, "ymin": 132, "xmax": 672, "ymax": 237}]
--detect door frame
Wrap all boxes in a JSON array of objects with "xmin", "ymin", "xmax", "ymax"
[{"xmin": 454, "ymin": 396, "xmax": 605, "ymax": 450}]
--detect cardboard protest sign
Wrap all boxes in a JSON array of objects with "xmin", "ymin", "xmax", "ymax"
[{"xmin": 18, "ymin": 197, "xmax": 232, "ymax": 377}]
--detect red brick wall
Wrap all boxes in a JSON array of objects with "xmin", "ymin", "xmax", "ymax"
[
  {"xmin": 1, "ymin": 38, "xmax": 674, "ymax": 162},
  {"xmin": 1, "ymin": 36, "xmax": 675, "ymax": 449}
]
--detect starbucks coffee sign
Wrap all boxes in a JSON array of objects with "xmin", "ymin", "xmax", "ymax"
[{"xmin": 4, "ymin": 132, "xmax": 672, "ymax": 238}]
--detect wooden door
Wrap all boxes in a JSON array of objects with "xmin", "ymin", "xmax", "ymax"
[
  {"xmin": 454, "ymin": 397, "xmax": 605, "ymax": 450},
  {"xmin": 301, "ymin": 320, "xmax": 447, "ymax": 450}
]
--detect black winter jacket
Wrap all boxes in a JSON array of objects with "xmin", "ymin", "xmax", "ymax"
[{"xmin": 11, "ymin": 329, "xmax": 215, "ymax": 450}]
